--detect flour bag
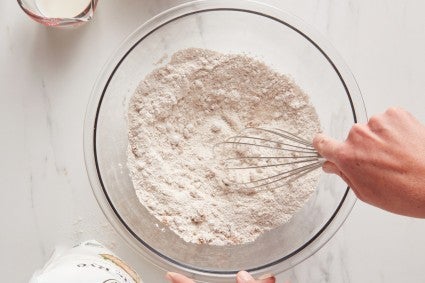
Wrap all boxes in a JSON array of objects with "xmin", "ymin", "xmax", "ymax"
[{"xmin": 29, "ymin": 240, "xmax": 142, "ymax": 283}]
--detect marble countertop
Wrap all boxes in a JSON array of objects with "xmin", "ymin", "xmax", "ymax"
[{"xmin": 1, "ymin": 0, "xmax": 424, "ymax": 282}]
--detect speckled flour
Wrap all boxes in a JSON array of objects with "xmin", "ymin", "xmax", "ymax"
[{"xmin": 127, "ymin": 48, "xmax": 320, "ymax": 245}]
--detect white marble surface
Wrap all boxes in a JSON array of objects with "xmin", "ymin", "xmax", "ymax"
[{"xmin": 1, "ymin": 0, "xmax": 425, "ymax": 282}]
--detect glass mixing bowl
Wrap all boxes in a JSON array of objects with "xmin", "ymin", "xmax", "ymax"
[{"xmin": 84, "ymin": 1, "xmax": 366, "ymax": 282}]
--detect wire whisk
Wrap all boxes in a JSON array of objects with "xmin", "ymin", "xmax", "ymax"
[{"xmin": 214, "ymin": 127, "xmax": 324, "ymax": 191}]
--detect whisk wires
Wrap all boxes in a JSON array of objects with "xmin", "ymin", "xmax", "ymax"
[{"xmin": 215, "ymin": 127, "xmax": 323, "ymax": 191}]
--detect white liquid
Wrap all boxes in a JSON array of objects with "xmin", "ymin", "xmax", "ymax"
[{"xmin": 36, "ymin": 0, "xmax": 91, "ymax": 18}]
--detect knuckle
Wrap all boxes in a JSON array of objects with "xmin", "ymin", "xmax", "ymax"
[
  {"xmin": 368, "ymin": 115, "xmax": 381, "ymax": 127},
  {"xmin": 382, "ymin": 107, "xmax": 412, "ymax": 125},
  {"xmin": 351, "ymin": 123, "xmax": 364, "ymax": 133},
  {"xmin": 367, "ymin": 115, "xmax": 385, "ymax": 131},
  {"xmin": 386, "ymin": 106, "xmax": 402, "ymax": 116},
  {"xmin": 348, "ymin": 123, "xmax": 365, "ymax": 139}
]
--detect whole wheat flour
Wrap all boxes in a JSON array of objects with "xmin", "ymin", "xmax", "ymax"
[{"xmin": 127, "ymin": 48, "xmax": 321, "ymax": 245}]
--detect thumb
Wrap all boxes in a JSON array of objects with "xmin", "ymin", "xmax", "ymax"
[
  {"xmin": 313, "ymin": 133, "xmax": 342, "ymax": 163},
  {"xmin": 166, "ymin": 272, "xmax": 195, "ymax": 283},
  {"xmin": 237, "ymin": 271, "xmax": 256, "ymax": 283},
  {"xmin": 236, "ymin": 271, "xmax": 276, "ymax": 283}
]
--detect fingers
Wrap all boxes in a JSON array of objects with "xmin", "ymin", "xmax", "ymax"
[
  {"xmin": 166, "ymin": 272, "xmax": 195, "ymax": 283},
  {"xmin": 322, "ymin": 161, "xmax": 339, "ymax": 174},
  {"xmin": 313, "ymin": 133, "xmax": 342, "ymax": 163},
  {"xmin": 236, "ymin": 271, "xmax": 276, "ymax": 283},
  {"xmin": 166, "ymin": 271, "xmax": 277, "ymax": 283}
]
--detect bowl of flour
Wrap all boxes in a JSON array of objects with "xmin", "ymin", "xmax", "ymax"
[{"xmin": 84, "ymin": 1, "xmax": 366, "ymax": 282}]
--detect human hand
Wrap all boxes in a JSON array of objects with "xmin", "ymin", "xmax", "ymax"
[
  {"xmin": 165, "ymin": 271, "xmax": 276, "ymax": 283},
  {"xmin": 313, "ymin": 107, "xmax": 425, "ymax": 218}
]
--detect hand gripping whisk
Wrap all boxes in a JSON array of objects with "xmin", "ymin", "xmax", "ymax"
[{"xmin": 214, "ymin": 127, "xmax": 324, "ymax": 191}]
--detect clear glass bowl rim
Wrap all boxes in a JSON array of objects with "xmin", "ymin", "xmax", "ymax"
[{"xmin": 83, "ymin": 0, "xmax": 367, "ymax": 281}]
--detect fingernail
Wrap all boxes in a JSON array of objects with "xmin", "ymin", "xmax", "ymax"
[
  {"xmin": 258, "ymin": 273, "xmax": 274, "ymax": 279},
  {"xmin": 165, "ymin": 272, "xmax": 175, "ymax": 282},
  {"xmin": 237, "ymin": 270, "xmax": 254, "ymax": 282}
]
